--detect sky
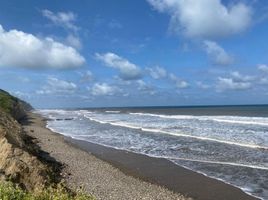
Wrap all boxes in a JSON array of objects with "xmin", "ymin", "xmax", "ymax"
[{"xmin": 1, "ymin": 0, "xmax": 268, "ymax": 108}]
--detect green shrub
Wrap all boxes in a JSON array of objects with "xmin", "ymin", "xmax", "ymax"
[{"xmin": 0, "ymin": 182, "xmax": 95, "ymax": 200}]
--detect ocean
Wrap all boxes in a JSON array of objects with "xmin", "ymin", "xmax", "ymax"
[{"xmin": 37, "ymin": 105, "xmax": 268, "ymax": 200}]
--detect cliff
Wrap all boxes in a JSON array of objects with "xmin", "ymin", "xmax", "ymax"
[
  {"xmin": 0, "ymin": 89, "xmax": 51, "ymax": 191},
  {"xmin": 0, "ymin": 89, "xmax": 32, "ymax": 121}
]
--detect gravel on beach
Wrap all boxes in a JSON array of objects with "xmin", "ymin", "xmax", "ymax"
[{"xmin": 23, "ymin": 112, "xmax": 190, "ymax": 200}]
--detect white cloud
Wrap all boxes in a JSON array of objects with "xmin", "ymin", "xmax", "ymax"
[
  {"xmin": 147, "ymin": 66, "xmax": 189, "ymax": 89},
  {"xmin": 37, "ymin": 77, "xmax": 77, "ymax": 94},
  {"xmin": 137, "ymin": 80, "xmax": 156, "ymax": 95},
  {"xmin": 257, "ymin": 65, "xmax": 268, "ymax": 84},
  {"xmin": 259, "ymin": 78, "xmax": 268, "ymax": 85},
  {"xmin": 0, "ymin": 24, "xmax": 85, "ymax": 69},
  {"xmin": 95, "ymin": 52, "xmax": 142, "ymax": 80},
  {"xmin": 230, "ymin": 71, "xmax": 255, "ymax": 82},
  {"xmin": 204, "ymin": 40, "xmax": 233, "ymax": 66},
  {"xmin": 42, "ymin": 9, "xmax": 79, "ymax": 31},
  {"xmin": 42, "ymin": 10, "xmax": 82, "ymax": 50},
  {"xmin": 216, "ymin": 71, "xmax": 254, "ymax": 91},
  {"xmin": 66, "ymin": 34, "xmax": 82, "ymax": 49},
  {"xmin": 216, "ymin": 77, "xmax": 251, "ymax": 91},
  {"xmin": 258, "ymin": 64, "xmax": 268, "ymax": 73},
  {"xmin": 147, "ymin": 0, "xmax": 252, "ymax": 38},
  {"xmin": 196, "ymin": 81, "xmax": 210, "ymax": 89},
  {"xmin": 169, "ymin": 73, "xmax": 189, "ymax": 88},
  {"xmin": 147, "ymin": 66, "xmax": 167, "ymax": 79},
  {"xmin": 80, "ymin": 70, "xmax": 93, "ymax": 82},
  {"xmin": 90, "ymin": 83, "xmax": 119, "ymax": 96},
  {"xmin": 175, "ymin": 80, "xmax": 189, "ymax": 88}
]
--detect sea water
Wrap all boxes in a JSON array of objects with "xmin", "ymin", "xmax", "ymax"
[{"xmin": 37, "ymin": 105, "xmax": 268, "ymax": 199}]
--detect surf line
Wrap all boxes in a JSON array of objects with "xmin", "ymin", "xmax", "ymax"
[
  {"xmin": 161, "ymin": 156, "xmax": 268, "ymax": 170},
  {"xmin": 85, "ymin": 116, "xmax": 268, "ymax": 151},
  {"xmin": 129, "ymin": 112, "xmax": 268, "ymax": 126}
]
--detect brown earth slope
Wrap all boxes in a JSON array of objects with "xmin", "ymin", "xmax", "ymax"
[{"xmin": 0, "ymin": 89, "xmax": 57, "ymax": 191}]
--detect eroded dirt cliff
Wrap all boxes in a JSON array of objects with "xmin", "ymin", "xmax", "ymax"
[
  {"xmin": 0, "ymin": 90, "xmax": 57, "ymax": 191},
  {"xmin": 0, "ymin": 110, "xmax": 50, "ymax": 191}
]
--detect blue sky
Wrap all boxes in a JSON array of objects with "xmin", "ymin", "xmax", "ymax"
[{"xmin": 1, "ymin": 0, "xmax": 268, "ymax": 108}]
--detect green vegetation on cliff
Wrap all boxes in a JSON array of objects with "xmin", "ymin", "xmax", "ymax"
[
  {"xmin": 0, "ymin": 89, "xmax": 32, "ymax": 121},
  {"xmin": 0, "ymin": 89, "xmax": 95, "ymax": 200}
]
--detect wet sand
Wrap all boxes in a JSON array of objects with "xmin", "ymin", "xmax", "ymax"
[
  {"xmin": 24, "ymin": 112, "xmax": 259, "ymax": 200},
  {"xmin": 67, "ymin": 138, "xmax": 259, "ymax": 200}
]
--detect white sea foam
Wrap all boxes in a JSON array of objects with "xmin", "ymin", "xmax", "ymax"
[
  {"xmin": 212, "ymin": 118, "xmax": 268, "ymax": 126},
  {"xmin": 45, "ymin": 120, "xmax": 268, "ymax": 171},
  {"xmin": 84, "ymin": 115, "xmax": 268, "ymax": 150},
  {"xmin": 164, "ymin": 157, "xmax": 268, "ymax": 170},
  {"xmin": 129, "ymin": 112, "xmax": 268, "ymax": 126},
  {"xmin": 39, "ymin": 108, "xmax": 268, "ymax": 200},
  {"xmin": 105, "ymin": 111, "xmax": 120, "ymax": 113},
  {"xmin": 129, "ymin": 112, "xmax": 196, "ymax": 119}
]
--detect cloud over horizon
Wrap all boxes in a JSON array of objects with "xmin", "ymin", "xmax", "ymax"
[
  {"xmin": 169, "ymin": 73, "xmax": 189, "ymax": 89},
  {"xmin": 90, "ymin": 82, "xmax": 120, "ymax": 96},
  {"xmin": 216, "ymin": 71, "xmax": 254, "ymax": 91},
  {"xmin": 37, "ymin": 77, "xmax": 77, "ymax": 95}
]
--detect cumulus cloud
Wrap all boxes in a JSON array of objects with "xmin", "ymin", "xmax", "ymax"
[
  {"xmin": 42, "ymin": 9, "xmax": 79, "ymax": 31},
  {"xmin": 79, "ymin": 70, "xmax": 93, "ymax": 82},
  {"xmin": 37, "ymin": 77, "xmax": 77, "ymax": 94},
  {"xmin": 258, "ymin": 64, "xmax": 268, "ymax": 73},
  {"xmin": 137, "ymin": 80, "xmax": 156, "ymax": 95},
  {"xmin": 95, "ymin": 52, "xmax": 142, "ymax": 80},
  {"xmin": 147, "ymin": 66, "xmax": 167, "ymax": 79},
  {"xmin": 217, "ymin": 77, "xmax": 251, "ymax": 91},
  {"xmin": 147, "ymin": 66, "xmax": 188, "ymax": 89},
  {"xmin": 230, "ymin": 71, "xmax": 255, "ymax": 82},
  {"xmin": 196, "ymin": 81, "xmax": 210, "ymax": 89},
  {"xmin": 90, "ymin": 83, "xmax": 119, "ymax": 96},
  {"xmin": 0, "ymin": 24, "xmax": 85, "ymax": 69},
  {"xmin": 169, "ymin": 73, "xmax": 189, "ymax": 89},
  {"xmin": 147, "ymin": 0, "xmax": 252, "ymax": 38},
  {"xmin": 216, "ymin": 72, "xmax": 254, "ymax": 91},
  {"xmin": 259, "ymin": 78, "xmax": 268, "ymax": 85},
  {"xmin": 204, "ymin": 40, "xmax": 233, "ymax": 66},
  {"xmin": 256, "ymin": 65, "xmax": 268, "ymax": 84}
]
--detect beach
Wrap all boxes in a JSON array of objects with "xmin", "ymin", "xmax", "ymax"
[
  {"xmin": 22, "ymin": 112, "xmax": 258, "ymax": 200},
  {"xmin": 1, "ymin": 0, "xmax": 268, "ymax": 199}
]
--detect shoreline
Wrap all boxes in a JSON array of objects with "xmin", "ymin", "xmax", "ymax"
[
  {"xmin": 24, "ymin": 112, "xmax": 189, "ymax": 200},
  {"xmin": 65, "ymin": 137, "xmax": 259, "ymax": 200},
  {"xmin": 26, "ymin": 112, "xmax": 259, "ymax": 200}
]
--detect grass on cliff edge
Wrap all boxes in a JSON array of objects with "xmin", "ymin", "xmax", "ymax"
[
  {"xmin": 0, "ymin": 91, "xmax": 16, "ymax": 115},
  {"xmin": 0, "ymin": 182, "xmax": 95, "ymax": 200}
]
